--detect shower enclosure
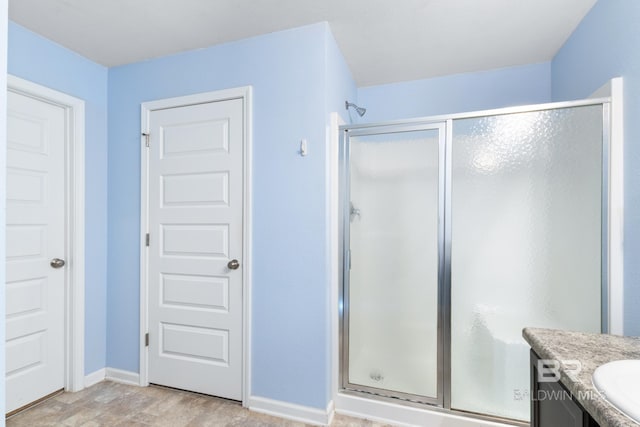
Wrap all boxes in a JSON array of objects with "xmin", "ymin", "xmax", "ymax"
[{"xmin": 339, "ymin": 100, "xmax": 608, "ymax": 422}]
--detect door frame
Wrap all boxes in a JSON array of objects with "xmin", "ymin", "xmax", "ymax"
[
  {"xmin": 139, "ymin": 86, "xmax": 253, "ymax": 404},
  {"xmin": 7, "ymin": 75, "xmax": 86, "ymax": 393}
]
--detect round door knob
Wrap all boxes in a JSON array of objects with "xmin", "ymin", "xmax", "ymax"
[
  {"xmin": 50, "ymin": 258, "xmax": 66, "ymax": 268},
  {"xmin": 227, "ymin": 259, "xmax": 240, "ymax": 270}
]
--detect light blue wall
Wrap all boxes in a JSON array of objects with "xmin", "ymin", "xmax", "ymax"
[
  {"xmin": 552, "ymin": 0, "xmax": 640, "ymax": 336},
  {"xmin": 325, "ymin": 30, "xmax": 357, "ymax": 125},
  {"xmin": 7, "ymin": 22, "xmax": 109, "ymax": 374},
  {"xmin": 357, "ymin": 62, "xmax": 552, "ymax": 122},
  {"xmin": 107, "ymin": 22, "xmax": 353, "ymax": 409}
]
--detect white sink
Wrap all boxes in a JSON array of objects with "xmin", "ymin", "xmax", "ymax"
[{"xmin": 592, "ymin": 360, "xmax": 640, "ymax": 423}]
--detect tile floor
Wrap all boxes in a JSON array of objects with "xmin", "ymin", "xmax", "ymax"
[{"xmin": 7, "ymin": 381, "xmax": 392, "ymax": 426}]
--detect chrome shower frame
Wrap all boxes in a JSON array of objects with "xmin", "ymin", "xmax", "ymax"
[{"xmin": 338, "ymin": 98, "xmax": 611, "ymax": 425}]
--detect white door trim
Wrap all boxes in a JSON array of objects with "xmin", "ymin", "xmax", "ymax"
[
  {"xmin": 7, "ymin": 74, "xmax": 86, "ymax": 393},
  {"xmin": 139, "ymin": 86, "xmax": 253, "ymax": 404}
]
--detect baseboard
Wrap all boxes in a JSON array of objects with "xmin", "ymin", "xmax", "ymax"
[
  {"xmin": 326, "ymin": 399, "xmax": 335, "ymax": 425},
  {"xmin": 84, "ymin": 368, "xmax": 106, "ymax": 388},
  {"xmin": 248, "ymin": 396, "xmax": 334, "ymax": 426},
  {"xmin": 105, "ymin": 368, "xmax": 141, "ymax": 386}
]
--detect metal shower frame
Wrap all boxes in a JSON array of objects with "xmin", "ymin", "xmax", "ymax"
[{"xmin": 338, "ymin": 98, "xmax": 611, "ymax": 426}]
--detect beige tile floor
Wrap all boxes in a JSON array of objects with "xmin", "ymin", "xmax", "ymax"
[{"xmin": 7, "ymin": 381, "xmax": 393, "ymax": 427}]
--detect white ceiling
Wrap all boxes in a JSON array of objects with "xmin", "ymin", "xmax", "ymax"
[{"xmin": 9, "ymin": 0, "xmax": 597, "ymax": 87}]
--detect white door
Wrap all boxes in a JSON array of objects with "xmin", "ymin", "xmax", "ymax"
[
  {"xmin": 5, "ymin": 90, "xmax": 66, "ymax": 413},
  {"xmin": 147, "ymin": 98, "xmax": 244, "ymax": 400}
]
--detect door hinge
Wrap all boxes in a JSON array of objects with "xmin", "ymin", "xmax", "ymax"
[
  {"xmin": 145, "ymin": 233, "xmax": 150, "ymax": 247},
  {"xmin": 142, "ymin": 132, "xmax": 150, "ymax": 147},
  {"xmin": 145, "ymin": 333, "xmax": 149, "ymax": 347}
]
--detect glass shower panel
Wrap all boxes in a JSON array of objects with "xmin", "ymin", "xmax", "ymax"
[
  {"xmin": 450, "ymin": 106, "xmax": 603, "ymax": 420},
  {"xmin": 347, "ymin": 129, "xmax": 441, "ymax": 400}
]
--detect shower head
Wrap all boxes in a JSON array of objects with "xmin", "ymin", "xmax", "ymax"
[{"xmin": 345, "ymin": 101, "xmax": 366, "ymax": 117}]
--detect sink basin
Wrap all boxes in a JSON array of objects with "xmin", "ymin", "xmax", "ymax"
[{"xmin": 592, "ymin": 360, "xmax": 640, "ymax": 423}]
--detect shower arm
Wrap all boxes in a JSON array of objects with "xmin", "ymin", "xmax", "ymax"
[{"xmin": 345, "ymin": 101, "xmax": 366, "ymax": 117}]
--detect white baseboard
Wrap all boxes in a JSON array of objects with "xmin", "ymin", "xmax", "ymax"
[
  {"xmin": 84, "ymin": 368, "xmax": 106, "ymax": 388},
  {"xmin": 248, "ymin": 396, "xmax": 334, "ymax": 426},
  {"xmin": 326, "ymin": 399, "xmax": 335, "ymax": 425},
  {"xmin": 105, "ymin": 368, "xmax": 141, "ymax": 386},
  {"xmin": 335, "ymin": 393, "xmax": 512, "ymax": 427}
]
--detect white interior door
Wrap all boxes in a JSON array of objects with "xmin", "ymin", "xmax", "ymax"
[
  {"xmin": 6, "ymin": 90, "xmax": 66, "ymax": 413},
  {"xmin": 147, "ymin": 98, "xmax": 244, "ymax": 400}
]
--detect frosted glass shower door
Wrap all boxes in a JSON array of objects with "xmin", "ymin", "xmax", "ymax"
[
  {"xmin": 344, "ymin": 126, "xmax": 444, "ymax": 403},
  {"xmin": 450, "ymin": 105, "xmax": 604, "ymax": 421}
]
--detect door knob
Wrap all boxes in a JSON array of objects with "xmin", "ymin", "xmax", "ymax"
[
  {"xmin": 50, "ymin": 258, "xmax": 66, "ymax": 268},
  {"xmin": 227, "ymin": 259, "xmax": 240, "ymax": 270}
]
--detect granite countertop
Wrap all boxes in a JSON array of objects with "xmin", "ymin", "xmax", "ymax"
[{"xmin": 523, "ymin": 327, "xmax": 640, "ymax": 427}]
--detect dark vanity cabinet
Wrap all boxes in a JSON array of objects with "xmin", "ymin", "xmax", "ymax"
[{"xmin": 530, "ymin": 351, "xmax": 600, "ymax": 427}]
